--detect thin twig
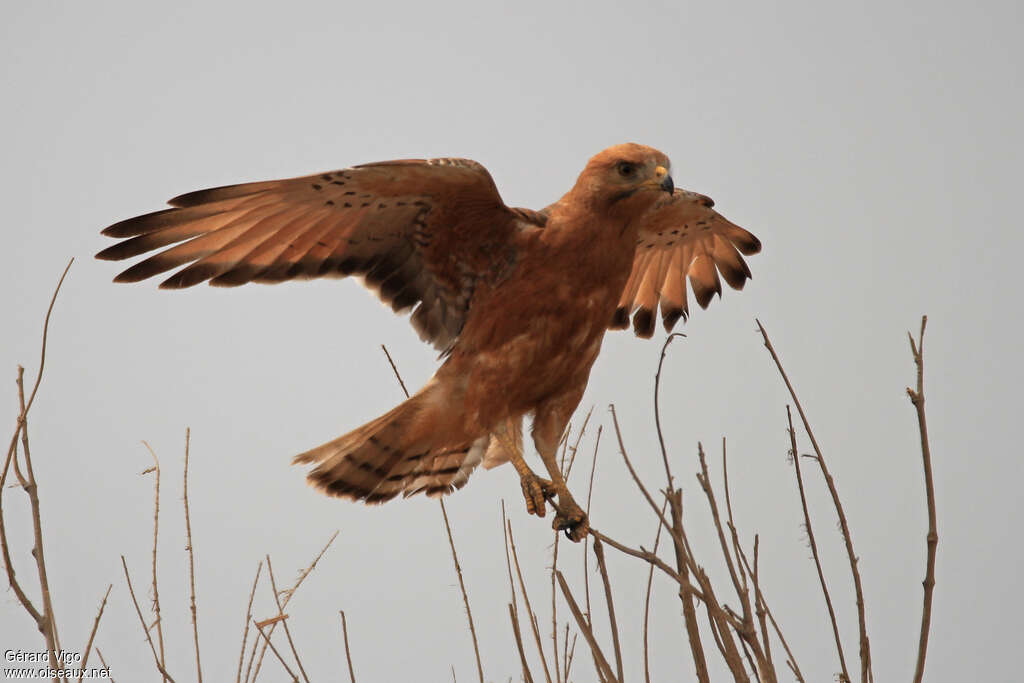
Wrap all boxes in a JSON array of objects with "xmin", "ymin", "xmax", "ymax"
[
  {"xmin": 266, "ymin": 556, "xmax": 311, "ymax": 683},
  {"xmin": 250, "ymin": 532, "xmax": 338, "ymax": 682},
  {"xmin": 0, "ymin": 261, "xmax": 72, "ymax": 675},
  {"xmin": 721, "ymin": 439, "xmax": 750, "ymax": 602},
  {"xmin": 735, "ymin": 546, "xmax": 804, "ymax": 682},
  {"xmin": 751, "ymin": 536, "xmax": 775, "ymax": 677},
  {"xmin": 96, "ymin": 648, "xmax": 114, "ymax": 683},
  {"xmin": 643, "ymin": 500, "xmax": 669, "ymax": 683},
  {"xmin": 507, "ymin": 521, "xmax": 554, "ymax": 683},
  {"xmin": 140, "ymin": 441, "xmax": 167, "ymax": 681},
  {"xmin": 591, "ymin": 538, "xmax": 624, "ymax": 682},
  {"xmin": 121, "ymin": 556, "xmax": 177, "ymax": 682},
  {"xmin": 653, "ymin": 333, "xmax": 686, "ymax": 489},
  {"xmin": 668, "ymin": 488, "xmax": 718, "ymax": 683},
  {"xmin": 564, "ymin": 631, "xmax": 577, "ymax": 683},
  {"xmin": 756, "ymin": 319, "xmax": 873, "ymax": 683},
  {"xmin": 340, "ymin": 611, "xmax": 357, "ymax": 683},
  {"xmin": 0, "ymin": 371, "xmax": 45, "ymax": 635},
  {"xmin": 508, "ymin": 603, "xmax": 535, "ymax": 683},
  {"xmin": 906, "ymin": 316, "xmax": 937, "ymax": 683},
  {"xmin": 237, "ymin": 562, "xmax": 263, "ymax": 683},
  {"xmin": 502, "ymin": 503, "xmax": 535, "ymax": 683},
  {"xmin": 380, "ymin": 344, "xmax": 410, "ymax": 398},
  {"xmin": 382, "ymin": 345, "xmax": 484, "ymax": 683},
  {"xmin": 589, "ymin": 529, "xmax": 690, "ymax": 591},
  {"xmin": 440, "ymin": 498, "xmax": 485, "ymax": 683},
  {"xmin": 607, "ymin": 406, "xmax": 685, "ymax": 563},
  {"xmin": 555, "ymin": 571, "xmax": 618, "ymax": 683},
  {"xmin": 786, "ymin": 405, "xmax": 849, "ymax": 680},
  {"xmin": 551, "ymin": 518, "xmax": 562, "ymax": 683},
  {"xmin": 696, "ymin": 445, "xmax": 752, "ymax": 628},
  {"xmin": 181, "ymin": 428, "xmax": 203, "ymax": 682},
  {"xmin": 582, "ymin": 425, "xmax": 602, "ymax": 631},
  {"xmin": 254, "ymin": 621, "xmax": 299, "ymax": 682},
  {"xmin": 78, "ymin": 584, "xmax": 112, "ymax": 683}
]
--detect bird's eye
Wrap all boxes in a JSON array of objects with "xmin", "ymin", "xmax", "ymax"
[{"xmin": 616, "ymin": 162, "xmax": 636, "ymax": 178}]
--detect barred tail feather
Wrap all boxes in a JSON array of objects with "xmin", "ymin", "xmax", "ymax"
[{"xmin": 292, "ymin": 381, "xmax": 488, "ymax": 502}]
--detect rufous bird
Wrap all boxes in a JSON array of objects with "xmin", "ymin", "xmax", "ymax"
[{"xmin": 97, "ymin": 143, "xmax": 760, "ymax": 541}]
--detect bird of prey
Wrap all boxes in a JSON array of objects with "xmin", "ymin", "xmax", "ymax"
[{"xmin": 97, "ymin": 143, "xmax": 760, "ymax": 541}]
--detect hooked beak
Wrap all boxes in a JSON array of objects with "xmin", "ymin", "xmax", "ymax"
[{"xmin": 647, "ymin": 165, "xmax": 674, "ymax": 194}]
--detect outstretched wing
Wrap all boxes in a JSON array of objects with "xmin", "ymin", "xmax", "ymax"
[
  {"xmin": 97, "ymin": 158, "xmax": 527, "ymax": 351},
  {"xmin": 612, "ymin": 189, "xmax": 762, "ymax": 337}
]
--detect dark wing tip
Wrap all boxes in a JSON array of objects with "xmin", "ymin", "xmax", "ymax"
[
  {"xmin": 662, "ymin": 307, "xmax": 686, "ymax": 332},
  {"xmin": 610, "ymin": 307, "xmax": 630, "ymax": 329},
  {"xmin": 732, "ymin": 229, "xmax": 762, "ymax": 255},
  {"xmin": 694, "ymin": 288, "xmax": 720, "ymax": 309},
  {"xmin": 95, "ymin": 243, "xmax": 125, "ymax": 261},
  {"xmin": 168, "ymin": 184, "xmax": 250, "ymax": 208},
  {"xmin": 112, "ymin": 259, "xmax": 168, "ymax": 284},
  {"xmin": 717, "ymin": 252, "xmax": 753, "ymax": 290},
  {"xmin": 632, "ymin": 308, "xmax": 656, "ymax": 338},
  {"xmin": 158, "ymin": 265, "xmax": 217, "ymax": 289},
  {"xmin": 101, "ymin": 208, "xmax": 179, "ymax": 238}
]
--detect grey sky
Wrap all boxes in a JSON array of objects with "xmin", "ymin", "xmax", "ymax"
[{"xmin": 2, "ymin": 0, "xmax": 1021, "ymax": 680}]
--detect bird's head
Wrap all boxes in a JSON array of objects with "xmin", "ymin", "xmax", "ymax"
[{"xmin": 572, "ymin": 143, "xmax": 674, "ymax": 212}]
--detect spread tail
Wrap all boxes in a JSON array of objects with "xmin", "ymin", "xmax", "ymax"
[{"xmin": 293, "ymin": 382, "xmax": 489, "ymax": 502}]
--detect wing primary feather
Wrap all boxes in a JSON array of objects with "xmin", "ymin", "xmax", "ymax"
[
  {"xmin": 112, "ymin": 208, "xmax": 275, "ymax": 283},
  {"xmin": 688, "ymin": 254, "xmax": 722, "ymax": 309},
  {"xmin": 212, "ymin": 209, "xmax": 332, "ymax": 286},
  {"xmin": 710, "ymin": 234, "xmax": 753, "ymax": 290},
  {"xmin": 159, "ymin": 208, "xmax": 302, "ymax": 289}
]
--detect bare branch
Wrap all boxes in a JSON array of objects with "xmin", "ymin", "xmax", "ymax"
[
  {"xmin": 736, "ymin": 546, "xmax": 805, "ymax": 682},
  {"xmin": 254, "ymin": 621, "xmax": 299, "ymax": 682},
  {"xmin": 756, "ymin": 319, "xmax": 873, "ymax": 683},
  {"xmin": 78, "ymin": 584, "xmax": 112, "ymax": 683},
  {"xmin": 591, "ymin": 538, "xmax": 624, "ymax": 681},
  {"xmin": 555, "ymin": 571, "xmax": 618, "ymax": 683},
  {"xmin": 906, "ymin": 316, "xmax": 937, "ymax": 683},
  {"xmin": 265, "ymin": 556, "xmax": 311, "ymax": 683},
  {"xmin": 140, "ymin": 441, "xmax": 167, "ymax": 681},
  {"xmin": 0, "ymin": 261, "xmax": 72, "ymax": 676},
  {"xmin": 381, "ymin": 345, "xmax": 483, "ymax": 683},
  {"xmin": 507, "ymin": 520, "xmax": 553, "ymax": 683},
  {"xmin": 696, "ymin": 444, "xmax": 752, "ymax": 628},
  {"xmin": 237, "ymin": 562, "xmax": 263, "ymax": 683},
  {"xmin": 607, "ymin": 406, "xmax": 686, "ymax": 564},
  {"xmin": 508, "ymin": 603, "xmax": 535, "ymax": 683},
  {"xmin": 751, "ymin": 536, "xmax": 774, "ymax": 677},
  {"xmin": 121, "ymin": 556, "xmax": 177, "ymax": 682},
  {"xmin": 339, "ymin": 611, "xmax": 357, "ymax": 683},
  {"xmin": 182, "ymin": 428, "xmax": 203, "ymax": 682},
  {"xmin": 653, "ymin": 332, "xmax": 686, "ymax": 488},
  {"xmin": 96, "ymin": 649, "xmax": 114, "ymax": 683},
  {"xmin": 642, "ymin": 500, "xmax": 669, "ymax": 683},
  {"xmin": 668, "ymin": 488, "xmax": 716, "ymax": 683},
  {"xmin": 250, "ymin": 532, "xmax": 338, "ymax": 682},
  {"xmin": 380, "ymin": 344, "xmax": 410, "ymax": 398},
  {"xmin": 785, "ymin": 405, "xmax": 849, "ymax": 680},
  {"xmin": 440, "ymin": 498, "xmax": 485, "ymax": 683},
  {"xmin": 564, "ymin": 629, "xmax": 577, "ymax": 683},
  {"xmin": 582, "ymin": 425, "xmax": 602, "ymax": 634}
]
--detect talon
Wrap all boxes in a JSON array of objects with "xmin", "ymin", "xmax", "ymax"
[
  {"xmin": 519, "ymin": 472, "xmax": 555, "ymax": 518},
  {"xmin": 552, "ymin": 505, "xmax": 589, "ymax": 542}
]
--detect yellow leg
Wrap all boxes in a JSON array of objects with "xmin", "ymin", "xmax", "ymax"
[
  {"xmin": 507, "ymin": 438, "xmax": 554, "ymax": 518},
  {"xmin": 532, "ymin": 393, "xmax": 589, "ymax": 542}
]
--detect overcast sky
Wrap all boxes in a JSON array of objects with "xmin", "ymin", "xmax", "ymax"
[{"xmin": 2, "ymin": 1, "xmax": 1021, "ymax": 680}]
